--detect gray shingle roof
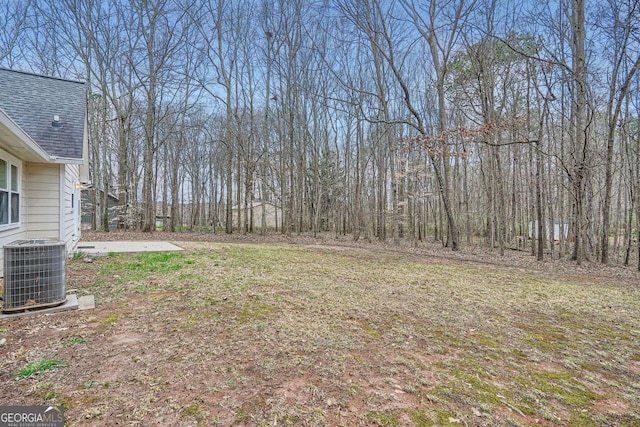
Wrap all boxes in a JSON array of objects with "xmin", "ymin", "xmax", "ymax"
[{"xmin": 0, "ymin": 68, "xmax": 86, "ymax": 160}]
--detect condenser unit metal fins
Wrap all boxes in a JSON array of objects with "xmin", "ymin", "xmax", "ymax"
[{"xmin": 2, "ymin": 239, "xmax": 66, "ymax": 313}]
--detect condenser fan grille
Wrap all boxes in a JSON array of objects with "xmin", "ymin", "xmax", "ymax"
[{"xmin": 2, "ymin": 239, "xmax": 66, "ymax": 313}]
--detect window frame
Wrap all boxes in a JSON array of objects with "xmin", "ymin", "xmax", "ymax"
[{"xmin": 0, "ymin": 152, "xmax": 21, "ymax": 230}]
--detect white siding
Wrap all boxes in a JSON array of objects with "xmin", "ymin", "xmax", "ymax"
[
  {"xmin": 25, "ymin": 162, "xmax": 60, "ymax": 240},
  {"xmin": 62, "ymin": 164, "xmax": 81, "ymax": 251},
  {"xmin": 0, "ymin": 162, "xmax": 81, "ymax": 277},
  {"xmin": 0, "ymin": 157, "xmax": 82, "ymax": 276}
]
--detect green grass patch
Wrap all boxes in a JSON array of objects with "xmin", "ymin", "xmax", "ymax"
[
  {"xmin": 91, "ymin": 251, "xmax": 194, "ymax": 299},
  {"xmin": 103, "ymin": 313, "xmax": 118, "ymax": 325},
  {"xmin": 182, "ymin": 404, "xmax": 200, "ymax": 416},
  {"xmin": 121, "ymin": 252, "xmax": 185, "ymax": 274},
  {"xmin": 181, "ymin": 403, "xmax": 206, "ymax": 421},
  {"xmin": 238, "ymin": 302, "xmax": 274, "ymax": 321},
  {"xmin": 32, "ymin": 381, "xmax": 56, "ymax": 400},
  {"xmin": 367, "ymin": 412, "xmax": 398, "ymax": 426},
  {"xmin": 17, "ymin": 359, "xmax": 68, "ymax": 379},
  {"xmin": 358, "ymin": 320, "xmax": 381, "ymax": 339},
  {"xmin": 514, "ymin": 369, "xmax": 601, "ymax": 408},
  {"xmin": 536, "ymin": 370, "xmax": 601, "ymax": 406},
  {"xmin": 408, "ymin": 409, "xmax": 431, "ymax": 426},
  {"xmin": 132, "ymin": 252, "xmax": 179, "ymax": 272},
  {"xmin": 63, "ymin": 337, "xmax": 88, "ymax": 347},
  {"xmin": 452, "ymin": 371, "xmax": 505, "ymax": 406},
  {"xmin": 438, "ymin": 411, "xmax": 462, "ymax": 425}
]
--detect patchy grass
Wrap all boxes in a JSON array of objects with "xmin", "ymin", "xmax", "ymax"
[
  {"xmin": 63, "ymin": 337, "xmax": 88, "ymax": 347},
  {"xmin": 3, "ymin": 241, "xmax": 640, "ymax": 426},
  {"xmin": 32, "ymin": 381, "xmax": 57, "ymax": 400},
  {"xmin": 16, "ymin": 359, "xmax": 68, "ymax": 379},
  {"xmin": 103, "ymin": 252, "xmax": 185, "ymax": 277},
  {"xmin": 102, "ymin": 313, "xmax": 118, "ymax": 326},
  {"xmin": 367, "ymin": 411, "xmax": 399, "ymax": 426}
]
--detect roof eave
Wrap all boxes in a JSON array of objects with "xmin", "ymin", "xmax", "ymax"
[
  {"xmin": 0, "ymin": 107, "xmax": 52, "ymax": 163},
  {"xmin": 49, "ymin": 156, "xmax": 84, "ymax": 165}
]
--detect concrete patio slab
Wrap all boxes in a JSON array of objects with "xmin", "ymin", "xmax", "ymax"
[
  {"xmin": 0, "ymin": 294, "xmax": 78, "ymax": 320},
  {"xmin": 78, "ymin": 295, "xmax": 95, "ymax": 310},
  {"xmin": 75, "ymin": 241, "xmax": 184, "ymax": 256}
]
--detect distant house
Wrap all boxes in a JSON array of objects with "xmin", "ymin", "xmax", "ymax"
[
  {"xmin": 232, "ymin": 201, "xmax": 281, "ymax": 229},
  {"xmin": 0, "ymin": 68, "xmax": 88, "ymax": 274},
  {"xmin": 528, "ymin": 219, "xmax": 569, "ymax": 241},
  {"xmin": 81, "ymin": 188, "xmax": 119, "ymax": 230},
  {"xmin": 155, "ymin": 214, "xmax": 171, "ymax": 229}
]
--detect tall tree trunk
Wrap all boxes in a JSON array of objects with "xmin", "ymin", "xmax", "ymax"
[
  {"xmin": 601, "ymin": 54, "xmax": 640, "ymax": 262},
  {"xmin": 570, "ymin": 0, "xmax": 588, "ymax": 264}
]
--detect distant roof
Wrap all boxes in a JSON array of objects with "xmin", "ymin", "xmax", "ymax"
[
  {"xmin": 0, "ymin": 68, "xmax": 86, "ymax": 160},
  {"xmin": 231, "ymin": 201, "xmax": 279, "ymax": 210}
]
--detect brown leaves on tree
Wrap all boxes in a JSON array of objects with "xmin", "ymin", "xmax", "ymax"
[{"xmin": 403, "ymin": 117, "xmax": 528, "ymax": 157}]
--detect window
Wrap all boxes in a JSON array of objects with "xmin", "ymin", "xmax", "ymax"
[{"xmin": 0, "ymin": 158, "xmax": 19, "ymax": 226}]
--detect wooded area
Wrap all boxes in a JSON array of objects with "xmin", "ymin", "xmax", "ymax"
[{"xmin": 1, "ymin": 0, "xmax": 639, "ymax": 266}]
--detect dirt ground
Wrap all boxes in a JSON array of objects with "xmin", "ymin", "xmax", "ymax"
[{"xmin": 1, "ymin": 231, "xmax": 638, "ymax": 426}]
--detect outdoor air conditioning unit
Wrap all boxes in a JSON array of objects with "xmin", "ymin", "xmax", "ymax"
[{"xmin": 2, "ymin": 239, "xmax": 66, "ymax": 313}]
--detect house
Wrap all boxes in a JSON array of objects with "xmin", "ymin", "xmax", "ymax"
[
  {"xmin": 232, "ymin": 201, "xmax": 281, "ymax": 229},
  {"xmin": 528, "ymin": 219, "xmax": 569, "ymax": 242},
  {"xmin": 0, "ymin": 68, "xmax": 88, "ymax": 274},
  {"xmin": 81, "ymin": 188, "xmax": 119, "ymax": 231},
  {"xmin": 155, "ymin": 214, "xmax": 171, "ymax": 230}
]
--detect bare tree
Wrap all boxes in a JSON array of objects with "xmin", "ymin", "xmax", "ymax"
[
  {"xmin": 598, "ymin": 0, "xmax": 640, "ymax": 263},
  {"xmin": 0, "ymin": 0, "xmax": 31, "ymax": 65}
]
